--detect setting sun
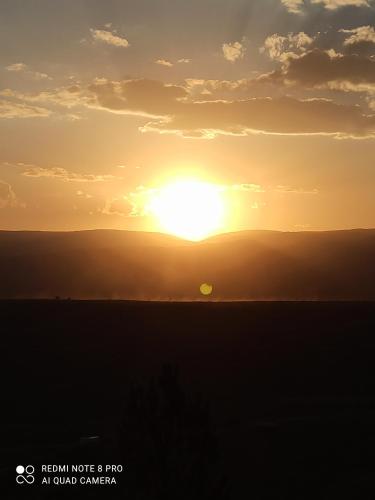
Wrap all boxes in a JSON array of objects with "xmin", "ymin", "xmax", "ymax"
[{"xmin": 148, "ymin": 180, "xmax": 225, "ymax": 241}]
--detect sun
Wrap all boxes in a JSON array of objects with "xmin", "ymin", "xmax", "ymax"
[{"xmin": 148, "ymin": 179, "xmax": 225, "ymax": 241}]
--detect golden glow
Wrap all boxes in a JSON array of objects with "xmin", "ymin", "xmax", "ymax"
[
  {"xmin": 200, "ymin": 283, "xmax": 213, "ymax": 296},
  {"xmin": 148, "ymin": 179, "xmax": 225, "ymax": 241}
]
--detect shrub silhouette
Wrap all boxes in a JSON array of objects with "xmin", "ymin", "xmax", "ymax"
[{"xmin": 119, "ymin": 364, "xmax": 230, "ymax": 499}]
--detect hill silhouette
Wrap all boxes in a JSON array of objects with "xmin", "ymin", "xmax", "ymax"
[{"xmin": 0, "ymin": 228, "xmax": 374, "ymax": 300}]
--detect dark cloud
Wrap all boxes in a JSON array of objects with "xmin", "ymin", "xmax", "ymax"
[
  {"xmin": 341, "ymin": 26, "xmax": 375, "ymax": 55},
  {"xmin": 281, "ymin": 0, "xmax": 371, "ymax": 13},
  {"xmin": 88, "ymin": 78, "xmax": 187, "ymax": 117},
  {"xmin": 344, "ymin": 40, "xmax": 375, "ymax": 55},
  {"xmin": 140, "ymin": 95, "xmax": 375, "ymax": 139},
  {"xmin": 4, "ymin": 75, "xmax": 375, "ymax": 139},
  {"xmin": 312, "ymin": 0, "xmax": 370, "ymax": 9},
  {"xmin": 268, "ymin": 49, "xmax": 375, "ymax": 92},
  {"xmin": 84, "ymin": 77, "xmax": 375, "ymax": 139}
]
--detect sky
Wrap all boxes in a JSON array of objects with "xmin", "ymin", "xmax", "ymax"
[{"xmin": 1, "ymin": 0, "xmax": 375, "ymax": 234}]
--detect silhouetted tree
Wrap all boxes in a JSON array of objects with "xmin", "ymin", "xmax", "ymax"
[{"xmin": 118, "ymin": 364, "xmax": 230, "ymax": 499}]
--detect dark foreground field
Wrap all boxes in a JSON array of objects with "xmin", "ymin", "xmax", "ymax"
[{"xmin": 1, "ymin": 300, "xmax": 375, "ymax": 499}]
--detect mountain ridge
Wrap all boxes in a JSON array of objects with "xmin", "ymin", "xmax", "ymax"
[{"xmin": 0, "ymin": 228, "xmax": 374, "ymax": 300}]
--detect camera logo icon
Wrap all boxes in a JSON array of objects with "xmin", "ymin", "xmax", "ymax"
[{"xmin": 16, "ymin": 465, "xmax": 35, "ymax": 484}]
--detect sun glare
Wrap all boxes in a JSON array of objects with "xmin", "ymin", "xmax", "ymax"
[{"xmin": 149, "ymin": 179, "xmax": 225, "ymax": 241}]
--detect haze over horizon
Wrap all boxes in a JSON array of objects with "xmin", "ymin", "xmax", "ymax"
[
  {"xmin": 0, "ymin": 227, "xmax": 374, "ymax": 300},
  {"xmin": 1, "ymin": 0, "xmax": 375, "ymax": 237}
]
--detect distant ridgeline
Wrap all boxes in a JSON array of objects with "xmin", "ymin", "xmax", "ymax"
[{"xmin": 0, "ymin": 229, "xmax": 374, "ymax": 300}]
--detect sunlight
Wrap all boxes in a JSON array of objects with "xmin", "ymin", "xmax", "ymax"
[{"xmin": 148, "ymin": 179, "xmax": 225, "ymax": 241}]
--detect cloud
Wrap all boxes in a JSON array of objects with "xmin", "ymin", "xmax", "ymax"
[
  {"xmin": 227, "ymin": 183, "xmax": 265, "ymax": 192},
  {"xmin": 155, "ymin": 59, "xmax": 173, "ymax": 67},
  {"xmin": 262, "ymin": 32, "xmax": 315, "ymax": 61},
  {"xmin": 102, "ymin": 186, "xmax": 157, "ymax": 218},
  {"xmin": 6, "ymin": 63, "xmax": 28, "ymax": 72},
  {"xmin": 274, "ymin": 185, "xmax": 318, "ymax": 194},
  {"xmin": 140, "ymin": 96, "xmax": 375, "ymax": 139},
  {"xmin": 222, "ymin": 41, "xmax": 246, "ymax": 62},
  {"xmin": 5, "ymin": 73, "xmax": 375, "ymax": 139},
  {"xmin": 269, "ymin": 48, "xmax": 375, "ymax": 93},
  {"xmin": 0, "ymin": 79, "xmax": 187, "ymax": 119},
  {"xmin": 185, "ymin": 77, "xmax": 261, "ymax": 97},
  {"xmin": 1, "ymin": 161, "xmax": 35, "ymax": 168},
  {"xmin": 340, "ymin": 26, "xmax": 375, "ymax": 54},
  {"xmin": 281, "ymin": 0, "xmax": 370, "ymax": 12},
  {"xmin": 76, "ymin": 190, "xmax": 93, "ymax": 199},
  {"xmin": 101, "ymin": 196, "xmax": 137, "ymax": 217},
  {"xmin": 90, "ymin": 29, "xmax": 129, "ymax": 48},
  {"xmin": 0, "ymin": 85, "xmax": 88, "ymax": 109},
  {"xmin": 0, "ymin": 180, "xmax": 23, "ymax": 208},
  {"xmin": 341, "ymin": 26, "xmax": 375, "ymax": 46},
  {"xmin": 155, "ymin": 58, "xmax": 191, "ymax": 67},
  {"xmin": 311, "ymin": 0, "xmax": 370, "ymax": 9},
  {"xmin": 36, "ymin": 77, "xmax": 375, "ymax": 140},
  {"xmin": 88, "ymin": 78, "xmax": 187, "ymax": 117},
  {"xmin": 5, "ymin": 62, "xmax": 50, "ymax": 80},
  {"xmin": 281, "ymin": 0, "xmax": 305, "ymax": 13},
  {"xmin": 22, "ymin": 166, "xmax": 121, "ymax": 182},
  {"xmin": 0, "ymin": 99, "xmax": 51, "ymax": 118}
]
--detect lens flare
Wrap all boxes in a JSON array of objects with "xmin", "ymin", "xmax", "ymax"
[{"xmin": 200, "ymin": 283, "xmax": 213, "ymax": 296}]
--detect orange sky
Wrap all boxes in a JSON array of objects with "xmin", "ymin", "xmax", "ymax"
[{"xmin": 1, "ymin": 0, "xmax": 375, "ymax": 235}]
